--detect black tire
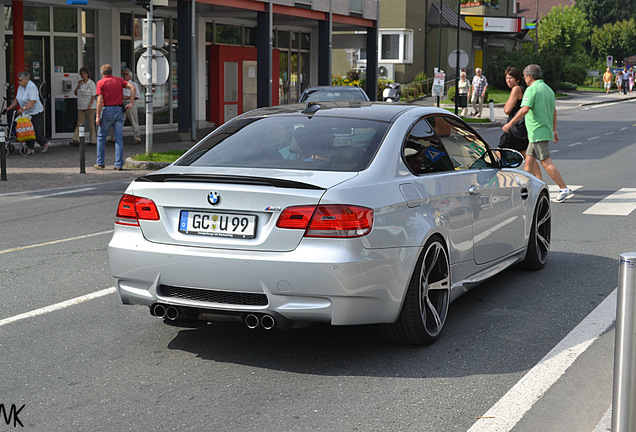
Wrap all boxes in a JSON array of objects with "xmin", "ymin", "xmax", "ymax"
[
  {"xmin": 380, "ymin": 237, "xmax": 451, "ymax": 345},
  {"xmin": 522, "ymin": 192, "xmax": 551, "ymax": 270}
]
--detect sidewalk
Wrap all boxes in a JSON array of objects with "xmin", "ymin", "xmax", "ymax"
[
  {"xmin": 0, "ymin": 126, "xmax": 213, "ymax": 195},
  {"xmin": 1, "ymin": 90, "xmax": 633, "ymax": 196}
]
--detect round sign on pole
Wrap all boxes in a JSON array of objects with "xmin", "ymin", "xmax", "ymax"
[
  {"xmin": 607, "ymin": 55, "xmax": 614, "ymax": 68},
  {"xmin": 137, "ymin": 50, "xmax": 169, "ymax": 86},
  {"xmin": 448, "ymin": 50, "xmax": 469, "ymax": 70}
]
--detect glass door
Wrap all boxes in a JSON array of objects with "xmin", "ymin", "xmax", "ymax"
[{"xmin": 5, "ymin": 36, "xmax": 51, "ymax": 136}]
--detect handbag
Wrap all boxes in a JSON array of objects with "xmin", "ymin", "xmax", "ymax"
[
  {"xmin": 15, "ymin": 115, "xmax": 36, "ymax": 142},
  {"xmin": 509, "ymin": 117, "xmax": 527, "ymax": 141}
]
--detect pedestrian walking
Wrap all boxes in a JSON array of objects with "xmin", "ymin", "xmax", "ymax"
[
  {"xmin": 458, "ymin": 71, "xmax": 471, "ymax": 116},
  {"xmin": 108, "ymin": 68, "xmax": 141, "ymax": 144},
  {"xmin": 70, "ymin": 66, "xmax": 97, "ymax": 146},
  {"xmin": 616, "ymin": 71, "xmax": 623, "ymax": 94},
  {"xmin": 498, "ymin": 67, "xmax": 533, "ymax": 160},
  {"xmin": 622, "ymin": 69, "xmax": 629, "ymax": 95},
  {"xmin": 603, "ymin": 67, "xmax": 613, "ymax": 94},
  {"xmin": 468, "ymin": 68, "xmax": 488, "ymax": 117},
  {"xmin": 4, "ymin": 71, "xmax": 51, "ymax": 155},
  {"xmin": 95, "ymin": 63, "xmax": 136, "ymax": 170},
  {"xmin": 502, "ymin": 64, "xmax": 573, "ymax": 203}
]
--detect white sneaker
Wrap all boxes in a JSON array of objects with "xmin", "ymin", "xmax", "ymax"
[{"xmin": 554, "ymin": 188, "xmax": 574, "ymax": 203}]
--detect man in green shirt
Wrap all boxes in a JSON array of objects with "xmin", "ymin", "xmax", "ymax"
[{"xmin": 502, "ymin": 64, "xmax": 573, "ymax": 203}]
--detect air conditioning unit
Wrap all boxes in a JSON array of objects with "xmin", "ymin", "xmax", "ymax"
[{"xmin": 378, "ymin": 64, "xmax": 395, "ymax": 81}]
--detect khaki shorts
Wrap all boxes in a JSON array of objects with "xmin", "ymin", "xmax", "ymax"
[{"xmin": 526, "ymin": 141, "xmax": 551, "ymax": 160}]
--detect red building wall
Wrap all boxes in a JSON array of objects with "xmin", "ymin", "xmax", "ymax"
[{"xmin": 209, "ymin": 44, "xmax": 280, "ymax": 126}]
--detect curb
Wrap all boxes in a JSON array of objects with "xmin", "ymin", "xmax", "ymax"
[{"xmin": 125, "ymin": 157, "xmax": 170, "ymax": 170}]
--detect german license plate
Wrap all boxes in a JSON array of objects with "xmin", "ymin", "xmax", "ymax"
[{"xmin": 179, "ymin": 210, "xmax": 257, "ymax": 238}]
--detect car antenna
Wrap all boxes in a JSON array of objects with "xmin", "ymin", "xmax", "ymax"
[{"xmin": 302, "ymin": 102, "xmax": 321, "ymax": 115}]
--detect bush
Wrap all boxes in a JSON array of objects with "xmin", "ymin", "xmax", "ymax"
[
  {"xmin": 558, "ymin": 82, "xmax": 577, "ymax": 90},
  {"xmin": 562, "ymin": 61, "xmax": 588, "ymax": 85},
  {"xmin": 413, "ymin": 70, "xmax": 428, "ymax": 83}
]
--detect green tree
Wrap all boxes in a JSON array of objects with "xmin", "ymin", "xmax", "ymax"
[
  {"xmin": 590, "ymin": 19, "xmax": 636, "ymax": 65},
  {"xmin": 538, "ymin": 5, "xmax": 590, "ymax": 57},
  {"xmin": 576, "ymin": 0, "xmax": 636, "ymax": 28}
]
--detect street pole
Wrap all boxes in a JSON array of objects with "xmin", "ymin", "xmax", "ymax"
[
  {"xmin": 612, "ymin": 252, "xmax": 636, "ymax": 432},
  {"xmin": 455, "ymin": 0, "xmax": 460, "ymax": 115},
  {"xmin": 437, "ymin": 0, "xmax": 443, "ymax": 107},
  {"xmin": 145, "ymin": 1, "xmax": 154, "ymax": 154},
  {"xmin": 190, "ymin": 0, "xmax": 196, "ymax": 141}
]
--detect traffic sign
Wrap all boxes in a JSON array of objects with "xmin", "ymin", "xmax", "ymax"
[
  {"xmin": 449, "ymin": 50, "xmax": 469, "ymax": 70},
  {"xmin": 607, "ymin": 56, "xmax": 613, "ymax": 67},
  {"xmin": 137, "ymin": 50, "xmax": 169, "ymax": 86}
]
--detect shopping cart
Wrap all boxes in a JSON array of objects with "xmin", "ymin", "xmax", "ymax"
[{"xmin": 1, "ymin": 99, "xmax": 30, "ymax": 156}]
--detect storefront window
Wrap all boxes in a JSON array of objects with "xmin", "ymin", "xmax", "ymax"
[
  {"xmin": 54, "ymin": 8, "xmax": 77, "ymax": 33},
  {"xmin": 277, "ymin": 30, "xmax": 290, "ymax": 49},
  {"xmin": 206, "ymin": 22, "xmax": 214, "ymax": 43},
  {"xmin": 216, "ymin": 23, "xmax": 241, "ymax": 45},
  {"xmin": 82, "ymin": 37, "xmax": 96, "ymax": 78},
  {"xmin": 121, "ymin": 13, "xmax": 132, "ymax": 36},
  {"xmin": 244, "ymin": 27, "xmax": 256, "ymax": 47},
  {"xmin": 4, "ymin": 6, "xmax": 50, "ymax": 31},
  {"xmin": 82, "ymin": 10, "xmax": 95, "ymax": 34},
  {"xmin": 54, "ymin": 36, "xmax": 78, "ymax": 73}
]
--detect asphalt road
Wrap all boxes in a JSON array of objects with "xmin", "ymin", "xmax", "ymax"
[{"xmin": 1, "ymin": 95, "xmax": 634, "ymax": 431}]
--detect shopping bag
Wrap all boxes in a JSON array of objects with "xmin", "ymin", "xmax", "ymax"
[{"xmin": 16, "ymin": 115, "xmax": 36, "ymax": 142}]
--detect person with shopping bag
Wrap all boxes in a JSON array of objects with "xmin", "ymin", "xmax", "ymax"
[{"xmin": 4, "ymin": 71, "xmax": 51, "ymax": 155}]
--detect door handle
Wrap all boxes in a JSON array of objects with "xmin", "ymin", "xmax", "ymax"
[{"xmin": 468, "ymin": 186, "xmax": 481, "ymax": 196}]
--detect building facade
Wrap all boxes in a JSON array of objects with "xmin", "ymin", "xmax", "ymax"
[{"xmin": 2, "ymin": 0, "xmax": 379, "ymax": 139}]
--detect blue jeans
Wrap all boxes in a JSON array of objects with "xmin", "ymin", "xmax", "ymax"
[{"xmin": 96, "ymin": 106, "xmax": 125, "ymax": 167}]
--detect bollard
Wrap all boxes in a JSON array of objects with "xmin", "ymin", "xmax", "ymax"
[
  {"xmin": 612, "ymin": 252, "xmax": 636, "ymax": 432},
  {"xmin": 488, "ymin": 99, "xmax": 494, "ymax": 122},
  {"xmin": 79, "ymin": 125, "xmax": 85, "ymax": 174},
  {"xmin": 0, "ymin": 129, "xmax": 6, "ymax": 181}
]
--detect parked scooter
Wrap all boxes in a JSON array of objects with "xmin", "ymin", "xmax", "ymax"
[{"xmin": 382, "ymin": 83, "xmax": 401, "ymax": 102}]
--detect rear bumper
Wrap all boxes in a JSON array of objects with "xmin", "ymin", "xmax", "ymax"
[{"xmin": 108, "ymin": 226, "xmax": 417, "ymax": 325}]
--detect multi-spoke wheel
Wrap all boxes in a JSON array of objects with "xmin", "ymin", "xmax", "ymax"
[
  {"xmin": 523, "ymin": 193, "xmax": 551, "ymax": 270},
  {"xmin": 380, "ymin": 237, "xmax": 451, "ymax": 345}
]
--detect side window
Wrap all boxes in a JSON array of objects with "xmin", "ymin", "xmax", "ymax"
[
  {"xmin": 428, "ymin": 116, "xmax": 495, "ymax": 170},
  {"xmin": 402, "ymin": 118, "xmax": 454, "ymax": 174}
]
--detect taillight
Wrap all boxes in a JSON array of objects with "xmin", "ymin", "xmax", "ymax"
[
  {"xmin": 276, "ymin": 205, "xmax": 373, "ymax": 238},
  {"xmin": 115, "ymin": 194, "xmax": 160, "ymax": 226}
]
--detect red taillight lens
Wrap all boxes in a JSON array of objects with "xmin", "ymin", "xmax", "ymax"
[
  {"xmin": 115, "ymin": 194, "xmax": 160, "ymax": 226},
  {"xmin": 277, "ymin": 205, "xmax": 373, "ymax": 238},
  {"xmin": 276, "ymin": 206, "xmax": 316, "ymax": 230}
]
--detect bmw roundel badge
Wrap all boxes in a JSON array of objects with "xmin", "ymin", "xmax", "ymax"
[{"xmin": 208, "ymin": 191, "xmax": 220, "ymax": 206}]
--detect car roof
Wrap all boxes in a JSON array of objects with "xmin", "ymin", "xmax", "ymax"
[
  {"xmin": 303, "ymin": 85, "xmax": 364, "ymax": 91},
  {"xmin": 237, "ymin": 102, "xmax": 450, "ymax": 123}
]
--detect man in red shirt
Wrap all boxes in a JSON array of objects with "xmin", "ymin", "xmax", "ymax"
[{"xmin": 95, "ymin": 63, "xmax": 135, "ymax": 170}]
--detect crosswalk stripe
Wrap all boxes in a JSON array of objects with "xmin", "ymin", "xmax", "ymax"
[{"xmin": 583, "ymin": 188, "xmax": 636, "ymax": 216}]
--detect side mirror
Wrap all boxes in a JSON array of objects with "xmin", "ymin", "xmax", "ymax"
[{"xmin": 492, "ymin": 148, "xmax": 524, "ymax": 168}]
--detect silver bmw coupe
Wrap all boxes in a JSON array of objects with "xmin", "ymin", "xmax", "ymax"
[{"xmin": 109, "ymin": 102, "xmax": 551, "ymax": 345}]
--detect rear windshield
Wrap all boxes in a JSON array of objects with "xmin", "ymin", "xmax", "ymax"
[{"xmin": 176, "ymin": 116, "xmax": 389, "ymax": 172}]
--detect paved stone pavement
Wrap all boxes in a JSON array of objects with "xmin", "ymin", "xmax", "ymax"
[
  {"xmin": 0, "ymin": 127, "xmax": 213, "ymax": 194},
  {"xmin": 1, "ymin": 90, "xmax": 632, "ymax": 195}
]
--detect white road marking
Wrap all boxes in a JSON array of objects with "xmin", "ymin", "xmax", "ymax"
[
  {"xmin": 587, "ymin": 136, "xmax": 600, "ymax": 141},
  {"xmin": 0, "ymin": 230, "xmax": 113, "ymax": 255},
  {"xmin": 568, "ymin": 142, "xmax": 583, "ymax": 147},
  {"xmin": 620, "ymin": 127, "xmax": 629, "ymax": 131},
  {"xmin": 0, "ymin": 287, "xmax": 117, "ymax": 328},
  {"xmin": 583, "ymin": 188, "xmax": 636, "ymax": 216},
  {"xmin": 467, "ymin": 289, "xmax": 616, "ymax": 432}
]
